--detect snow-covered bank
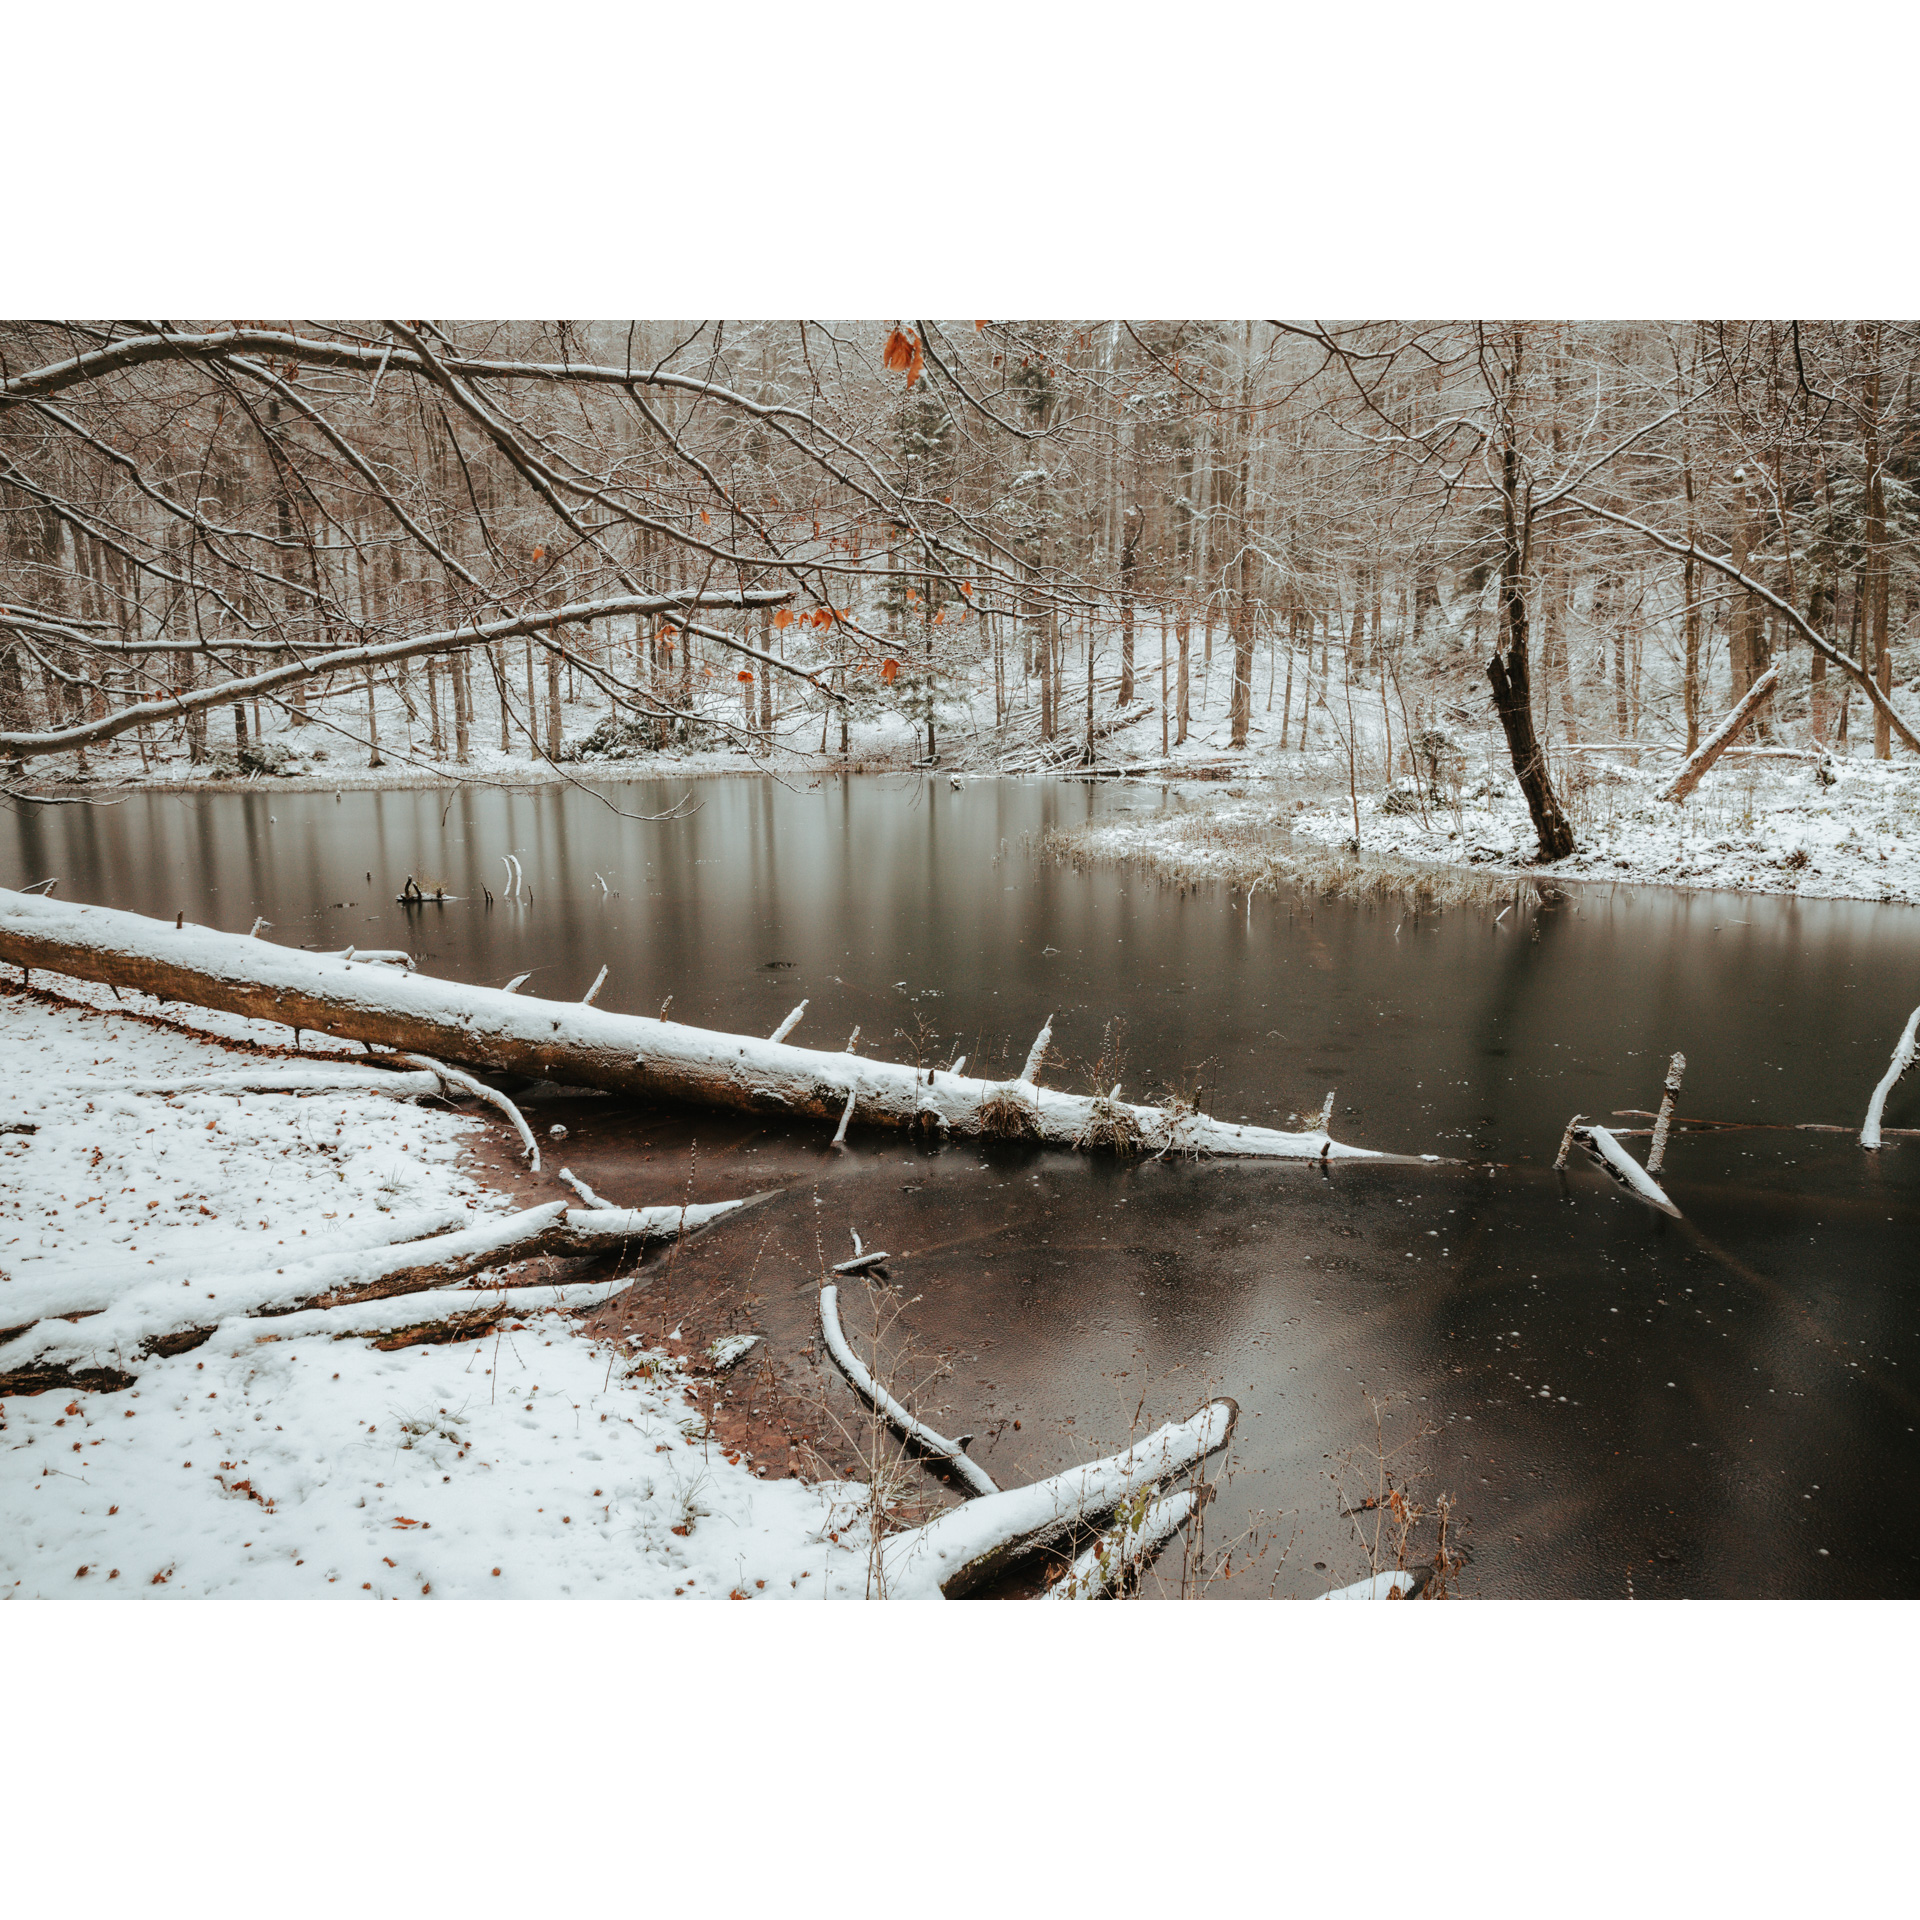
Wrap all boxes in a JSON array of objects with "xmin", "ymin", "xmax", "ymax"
[
  {"xmin": 0, "ymin": 979, "xmax": 878, "ymax": 1598},
  {"xmin": 1063, "ymin": 750, "xmax": 1920, "ymax": 910}
]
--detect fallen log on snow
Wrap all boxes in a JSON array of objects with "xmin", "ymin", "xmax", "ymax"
[
  {"xmin": 0, "ymin": 888, "xmax": 1429, "ymax": 1164},
  {"xmin": 1862, "ymin": 1005, "xmax": 1920, "ymax": 1151},
  {"xmin": 878, "ymin": 1399, "xmax": 1237, "ymax": 1599},
  {"xmin": 818, "ymin": 1281, "xmax": 999, "ymax": 1498},
  {"xmin": 1658, "ymin": 666, "xmax": 1779, "ymax": 804},
  {"xmin": 0, "ymin": 1195, "xmax": 757, "ymax": 1391}
]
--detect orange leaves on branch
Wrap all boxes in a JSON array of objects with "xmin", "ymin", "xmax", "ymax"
[
  {"xmin": 699, "ymin": 509, "xmax": 711, "ymax": 526},
  {"xmin": 736, "ymin": 670, "xmax": 754, "ymax": 684},
  {"xmin": 810, "ymin": 608, "xmax": 832, "ymax": 630},
  {"xmin": 880, "ymin": 658, "xmax": 900, "ymax": 685},
  {"xmin": 882, "ymin": 327, "xmax": 924, "ymax": 389},
  {"xmin": 774, "ymin": 608, "xmax": 793, "ymax": 629}
]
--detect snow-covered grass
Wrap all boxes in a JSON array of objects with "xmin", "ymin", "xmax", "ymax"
[
  {"xmin": 0, "ymin": 978, "xmax": 878, "ymax": 1599},
  {"xmin": 1062, "ymin": 748, "xmax": 1920, "ymax": 909}
]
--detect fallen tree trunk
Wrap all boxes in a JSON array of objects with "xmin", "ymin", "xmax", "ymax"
[
  {"xmin": 0, "ymin": 889, "xmax": 1423, "ymax": 1163},
  {"xmin": 1658, "ymin": 665, "xmax": 1779, "ymax": 804},
  {"xmin": 0, "ymin": 1196, "xmax": 754, "ymax": 1389}
]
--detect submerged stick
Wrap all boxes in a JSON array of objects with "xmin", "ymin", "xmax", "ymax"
[
  {"xmin": 1862, "ymin": 1006, "xmax": 1920, "ymax": 1151},
  {"xmin": 818, "ymin": 1281, "xmax": 998, "ymax": 1497}
]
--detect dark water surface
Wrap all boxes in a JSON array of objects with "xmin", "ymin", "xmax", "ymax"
[{"xmin": 8, "ymin": 775, "xmax": 1920, "ymax": 1598}]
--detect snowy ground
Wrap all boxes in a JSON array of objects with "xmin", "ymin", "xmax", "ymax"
[
  {"xmin": 1067, "ymin": 748, "xmax": 1920, "ymax": 908},
  {"xmin": 0, "ymin": 979, "xmax": 878, "ymax": 1599}
]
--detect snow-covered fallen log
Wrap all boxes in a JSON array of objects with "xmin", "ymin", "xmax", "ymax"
[
  {"xmin": 1862, "ymin": 1005, "xmax": 1920, "ymax": 1151},
  {"xmin": 0, "ymin": 1203, "xmax": 571, "ymax": 1377},
  {"xmin": 1040, "ymin": 1487, "xmax": 1199, "ymax": 1599},
  {"xmin": 224, "ymin": 1277, "xmax": 635, "ymax": 1349},
  {"xmin": 1318, "ymin": 1570, "xmax": 1416, "ymax": 1600},
  {"xmin": 0, "ymin": 1196, "xmax": 753, "ymax": 1384},
  {"xmin": 818, "ymin": 1282, "xmax": 999, "ymax": 1498},
  {"xmin": 1571, "ymin": 1122, "xmax": 1683, "ymax": 1217},
  {"xmin": 0, "ymin": 1203, "xmax": 469, "ymax": 1330},
  {"xmin": 878, "ymin": 1399, "xmax": 1237, "ymax": 1598},
  {"xmin": 0, "ymin": 889, "xmax": 1425, "ymax": 1163},
  {"xmin": 1658, "ymin": 666, "xmax": 1779, "ymax": 804}
]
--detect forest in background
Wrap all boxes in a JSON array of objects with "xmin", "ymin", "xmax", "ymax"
[{"xmin": 2, "ymin": 320, "xmax": 1914, "ymax": 858}]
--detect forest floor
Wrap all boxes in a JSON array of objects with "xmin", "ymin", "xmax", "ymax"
[{"xmin": 0, "ymin": 975, "xmax": 885, "ymax": 1599}]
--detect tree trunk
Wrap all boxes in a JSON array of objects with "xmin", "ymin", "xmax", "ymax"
[
  {"xmin": 1486, "ymin": 438, "xmax": 1575, "ymax": 862},
  {"xmin": 0, "ymin": 889, "xmax": 1411, "ymax": 1166}
]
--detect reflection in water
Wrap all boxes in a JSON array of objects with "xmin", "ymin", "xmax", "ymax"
[{"xmin": 7, "ymin": 774, "xmax": 1919, "ymax": 1597}]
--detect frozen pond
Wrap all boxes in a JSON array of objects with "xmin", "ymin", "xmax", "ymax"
[{"xmin": 8, "ymin": 773, "xmax": 1919, "ymax": 1597}]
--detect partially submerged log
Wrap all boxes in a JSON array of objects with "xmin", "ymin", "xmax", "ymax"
[
  {"xmin": 1658, "ymin": 665, "xmax": 1779, "ymax": 804},
  {"xmin": 878, "ymin": 1399, "xmax": 1237, "ymax": 1598},
  {"xmin": 1041, "ymin": 1487, "xmax": 1200, "ymax": 1600},
  {"xmin": 818, "ymin": 1281, "xmax": 999, "ymax": 1497},
  {"xmin": 1862, "ymin": 1005, "xmax": 1920, "ymax": 1151},
  {"xmin": 1570, "ymin": 1121, "xmax": 1682, "ymax": 1217},
  {"xmin": 0, "ymin": 889, "xmax": 1425, "ymax": 1163}
]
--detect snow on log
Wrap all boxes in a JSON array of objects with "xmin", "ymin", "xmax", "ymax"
[
  {"xmin": 0, "ymin": 1203, "xmax": 571, "ymax": 1378},
  {"xmin": 1572, "ymin": 1123, "xmax": 1683, "ymax": 1217},
  {"xmin": 0, "ymin": 890, "xmax": 1417, "ymax": 1162},
  {"xmin": 1862, "ymin": 1005, "xmax": 1920, "ymax": 1151},
  {"xmin": 769, "ymin": 1001, "xmax": 807, "ymax": 1043},
  {"xmin": 554, "ymin": 1197, "xmax": 755, "ymax": 1253},
  {"xmin": 819, "ymin": 1282, "xmax": 998, "ymax": 1497},
  {"xmin": 1658, "ymin": 665, "xmax": 1779, "ymax": 804},
  {"xmin": 558, "ymin": 1167, "xmax": 616, "ymax": 1209},
  {"xmin": 222, "ymin": 1277, "xmax": 635, "ymax": 1349},
  {"xmin": 1318, "ymin": 1570, "xmax": 1416, "ymax": 1600},
  {"xmin": 879, "ymin": 1399, "xmax": 1238, "ymax": 1599},
  {"xmin": 0, "ymin": 1204, "xmax": 469, "ymax": 1329},
  {"xmin": 1020, "ymin": 1015, "xmax": 1054, "ymax": 1084},
  {"xmin": 1041, "ymin": 1488, "xmax": 1199, "ymax": 1599}
]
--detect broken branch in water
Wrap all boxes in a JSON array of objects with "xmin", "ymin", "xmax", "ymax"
[
  {"xmin": 1862, "ymin": 1006, "xmax": 1920, "ymax": 1151},
  {"xmin": 878, "ymin": 1398, "xmax": 1238, "ymax": 1599},
  {"xmin": 1567, "ymin": 1121, "xmax": 1682, "ymax": 1217},
  {"xmin": 818, "ymin": 1280, "xmax": 998, "ymax": 1497}
]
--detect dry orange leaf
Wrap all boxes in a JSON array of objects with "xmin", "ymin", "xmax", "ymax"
[
  {"xmin": 699, "ymin": 509, "xmax": 711, "ymax": 525},
  {"xmin": 774, "ymin": 608, "xmax": 793, "ymax": 629},
  {"xmin": 882, "ymin": 326, "xmax": 924, "ymax": 388},
  {"xmin": 736, "ymin": 669, "xmax": 754, "ymax": 683},
  {"xmin": 881, "ymin": 658, "xmax": 900, "ymax": 684}
]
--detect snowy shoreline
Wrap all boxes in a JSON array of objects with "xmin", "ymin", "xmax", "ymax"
[{"xmin": 0, "ymin": 976, "xmax": 881, "ymax": 1599}]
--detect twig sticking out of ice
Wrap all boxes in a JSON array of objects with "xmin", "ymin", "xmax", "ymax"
[{"xmin": 1862, "ymin": 1005, "xmax": 1920, "ymax": 1151}]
